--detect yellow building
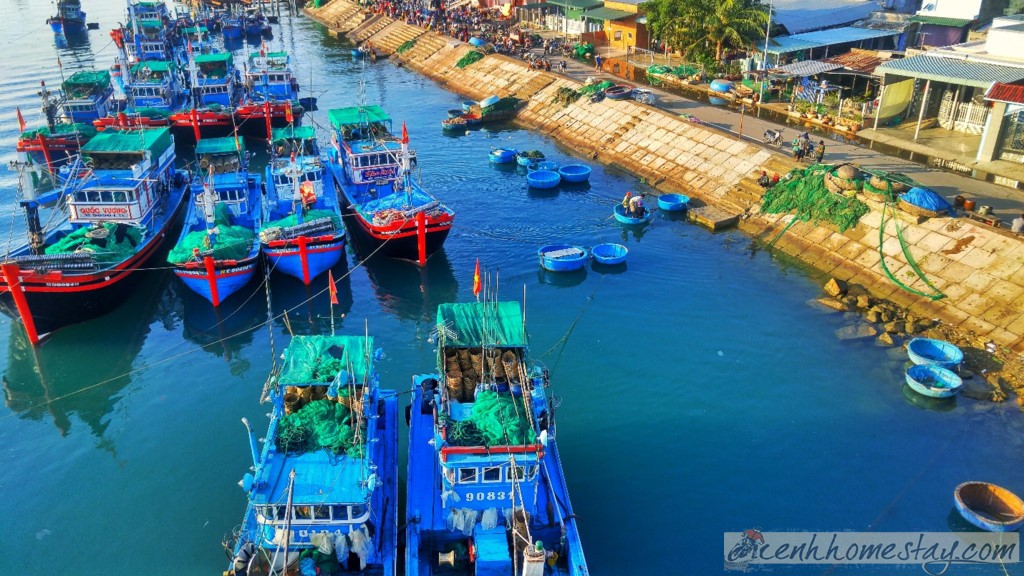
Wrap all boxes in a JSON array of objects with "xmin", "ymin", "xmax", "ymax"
[{"xmin": 581, "ymin": 0, "xmax": 649, "ymax": 52}]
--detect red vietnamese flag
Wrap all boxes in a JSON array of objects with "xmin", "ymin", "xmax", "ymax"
[
  {"xmin": 284, "ymin": 100, "xmax": 293, "ymax": 124},
  {"xmin": 328, "ymin": 270, "xmax": 339, "ymax": 305},
  {"xmin": 472, "ymin": 258, "xmax": 481, "ymax": 298},
  {"xmin": 401, "ymin": 122, "xmax": 409, "ymax": 144},
  {"xmin": 16, "ymin": 107, "xmax": 26, "ymax": 133}
]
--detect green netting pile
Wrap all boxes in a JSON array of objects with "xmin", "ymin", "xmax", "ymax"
[
  {"xmin": 861, "ymin": 169, "xmax": 919, "ymax": 199},
  {"xmin": 45, "ymin": 223, "xmax": 145, "ymax": 263},
  {"xmin": 20, "ymin": 123, "xmax": 97, "ymax": 140},
  {"xmin": 579, "ymin": 80, "xmax": 614, "ymax": 96},
  {"xmin": 279, "ymin": 335, "xmax": 374, "ymax": 385},
  {"xmin": 481, "ymin": 97, "xmax": 520, "ymax": 115},
  {"xmin": 262, "ymin": 209, "xmax": 341, "ymax": 233},
  {"xmin": 519, "ymin": 150, "xmax": 544, "ymax": 159},
  {"xmin": 760, "ymin": 165, "xmax": 869, "ymax": 233},
  {"xmin": 396, "ymin": 39, "xmax": 416, "ymax": 54},
  {"xmin": 647, "ymin": 65, "xmax": 671, "ymax": 75},
  {"xmin": 672, "ymin": 65, "xmax": 700, "ymax": 77},
  {"xmin": 167, "ymin": 204, "xmax": 255, "ymax": 264},
  {"xmin": 552, "ymin": 86, "xmax": 580, "ymax": 107},
  {"xmin": 456, "ymin": 51, "xmax": 484, "ymax": 69},
  {"xmin": 275, "ymin": 399, "xmax": 364, "ymax": 457},
  {"xmin": 574, "ymin": 43, "xmax": 594, "ymax": 58},
  {"xmin": 447, "ymin": 391, "xmax": 537, "ymax": 447}
]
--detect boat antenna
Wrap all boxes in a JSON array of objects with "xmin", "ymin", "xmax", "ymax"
[{"xmin": 267, "ymin": 469, "xmax": 296, "ymax": 576}]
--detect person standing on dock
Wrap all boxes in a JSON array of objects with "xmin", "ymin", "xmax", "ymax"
[
  {"xmin": 816, "ymin": 140, "xmax": 825, "ymax": 163},
  {"xmin": 792, "ymin": 137, "xmax": 802, "ymax": 160},
  {"xmin": 1012, "ymin": 212, "xmax": 1024, "ymax": 234},
  {"xmin": 595, "ymin": 54, "xmax": 603, "ymax": 71}
]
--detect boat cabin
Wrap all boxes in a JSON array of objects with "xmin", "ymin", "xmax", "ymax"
[
  {"xmin": 191, "ymin": 137, "xmax": 253, "ymax": 218},
  {"xmin": 132, "ymin": 20, "xmax": 171, "ymax": 61},
  {"xmin": 327, "ymin": 106, "xmax": 406, "ymax": 195},
  {"xmin": 192, "ymin": 53, "xmax": 236, "ymax": 107},
  {"xmin": 245, "ymin": 50, "xmax": 295, "ymax": 101},
  {"xmin": 61, "ymin": 71, "xmax": 114, "ymax": 123},
  {"xmin": 129, "ymin": 0, "xmax": 170, "ymax": 23},
  {"xmin": 271, "ymin": 126, "xmax": 316, "ymax": 158},
  {"xmin": 129, "ymin": 61, "xmax": 181, "ymax": 111},
  {"xmin": 195, "ymin": 136, "xmax": 245, "ymax": 175},
  {"xmin": 70, "ymin": 127, "xmax": 176, "ymax": 227},
  {"xmin": 268, "ymin": 154, "xmax": 325, "ymax": 201},
  {"xmin": 181, "ymin": 26, "xmax": 211, "ymax": 54}
]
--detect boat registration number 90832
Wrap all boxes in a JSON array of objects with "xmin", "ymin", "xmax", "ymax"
[{"xmin": 463, "ymin": 491, "xmax": 513, "ymax": 502}]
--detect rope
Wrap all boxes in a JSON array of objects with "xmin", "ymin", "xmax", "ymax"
[{"xmin": 878, "ymin": 199, "xmax": 945, "ymax": 301}]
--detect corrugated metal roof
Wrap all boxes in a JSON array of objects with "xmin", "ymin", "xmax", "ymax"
[
  {"xmin": 582, "ymin": 7, "xmax": 633, "ymax": 20},
  {"xmin": 824, "ymin": 48, "xmax": 886, "ymax": 74},
  {"xmin": 544, "ymin": 0, "xmax": 602, "ymax": 9},
  {"xmin": 907, "ymin": 15, "xmax": 973, "ymax": 27},
  {"xmin": 771, "ymin": 0, "xmax": 880, "ymax": 35},
  {"xmin": 770, "ymin": 60, "xmax": 843, "ymax": 77},
  {"xmin": 985, "ymin": 82, "xmax": 1024, "ymax": 104},
  {"xmin": 876, "ymin": 55, "xmax": 1024, "ymax": 88},
  {"xmin": 766, "ymin": 26, "xmax": 901, "ymax": 55}
]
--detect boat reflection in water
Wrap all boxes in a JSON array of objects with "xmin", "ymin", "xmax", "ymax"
[
  {"xmin": 2, "ymin": 271, "xmax": 174, "ymax": 442},
  {"xmin": 362, "ymin": 249, "xmax": 458, "ymax": 322},
  {"xmin": 269, "ymin": 260, "xmax": 353, "ymax": 335},
  {"xmin": 176, "ymin": 280, "xmax": 267, "ymax": 371}
]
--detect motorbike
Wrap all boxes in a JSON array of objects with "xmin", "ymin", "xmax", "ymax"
[{"xmin": 763, "ymin": 128, "xmax": 783, "ymax": 147}]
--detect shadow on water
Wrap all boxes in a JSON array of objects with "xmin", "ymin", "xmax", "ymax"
[
  {"xmin": 2, "ymin": 270, "xmax": 174, "ymax": 442},
  {"xmin": 559, "ymin": 181, "xmax": 591, "ymax": 193},
  {"xmin": 489, "ymin": 161, "xmax": 518, "ymax": 174},
  {"xmin": 269, "ymin": 260, "xmax": 354, "ymax": 335},
  {"xmin": 362, "ymin": 249, "xmax": 459, "ymax": 322},
  {"xmin": 526, "ymin": 185, "xmax": 559, "ymax": 199},
  {"xmin": 591, "ymin": 261, "xmax": 627, "ymax": 275},
  {"xmin": 901, "ymin": 383, "xmax": 957, "ymax": 413},
  {"xmin": 618, "ymin": 222, "xmax": 649, "ymax": 243},
  {"xmin": 538, "ymin": 267, "xmax": 587, "ymax": 288},
  {"xmin": 176, "ymin": 278, "xmax": 267, "ymax": 368}
]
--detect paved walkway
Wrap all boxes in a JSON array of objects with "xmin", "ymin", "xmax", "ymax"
[{"xmin": 531, "ymin": 47, "xmax": 1024, "ymax": 222}]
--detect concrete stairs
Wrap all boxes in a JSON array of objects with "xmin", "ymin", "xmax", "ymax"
[
  {"xmin": 369, "ymin": 21, "xmax": 425, "ymax": 54},
  {"xmin": 349, "ymin": 14, "xmax": 393, "ymax": 43},
  {"xmin": 306, "ymin": 1, "xmax": 369, "ymax": 35}
]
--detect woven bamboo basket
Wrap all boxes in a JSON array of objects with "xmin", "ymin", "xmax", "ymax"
[
  {"xmin": 898, "ymin": 198, "xmax": 947, "ymax": 219},
  {"xmin": 824, "ymin": 172, "xmax": 844, "ymax": 195}
]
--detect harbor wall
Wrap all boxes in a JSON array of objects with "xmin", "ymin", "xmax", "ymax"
[{"xmin": 305, "ymin": 1, "xmax": 1024, "ymax": 357}]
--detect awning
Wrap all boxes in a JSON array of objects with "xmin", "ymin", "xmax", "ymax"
[
  {"xmin": 824, "ymin": 48, "xmax": 885, "ymax": 75},
  {"xmin": 907, "ymin": 15, "xmax": 973, "ymax": 27},
  {"xmin": 876, "ymin": 55, "xmax": 1024, "ymax": 89},
  {"xmin": 765, "ymin": 26, "xmax": 900, "ymax": 55},
  {"xmin": 581, "ymin": 7, "xmax": 633, "ymax": 21},
  {"xmin": 543, "ymin": 0, "xmax": 602, "ymax": 9},
  {"xmin": 769, "ymin": 60, "xmax": 842, "ymax": 78},
  {"xmin": 985, "ymin": 82, "xmax": 1024, "ymax": 105}
]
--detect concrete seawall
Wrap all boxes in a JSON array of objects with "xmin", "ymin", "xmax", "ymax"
[{"xmin": 306, "ymin": 1, "xmax": 1024, "ymax": 360}]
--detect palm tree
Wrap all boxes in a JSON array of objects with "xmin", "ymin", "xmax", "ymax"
[{"xmin": 689, "ymin": 0, "xmax": 769, "ymax": 64}]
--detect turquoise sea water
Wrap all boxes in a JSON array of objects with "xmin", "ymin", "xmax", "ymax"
[{"xmin": 1, "ymin": 3, "xmax": 1023, "ymax": 575}]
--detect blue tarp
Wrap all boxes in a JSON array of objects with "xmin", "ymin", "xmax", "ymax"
[{"xmin": 901, "ymin": 187, "xmax": 953, "ymax": 212}]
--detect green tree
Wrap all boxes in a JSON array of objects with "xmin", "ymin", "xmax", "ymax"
[{"xmin": 644, "ymin": 0, "xmax": 769, "ymax": 64}]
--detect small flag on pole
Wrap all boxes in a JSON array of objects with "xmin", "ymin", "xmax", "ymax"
[
  {"xmin": 284, "ymin": 100, "xmax": 293, "ymax": 124},
  {"xmin": 328, "ymin": 270, "xmax": 339, "ymax": 305},
  {"xmin": 472, "ymin": 258, "xmax": 481, "ymax": 298},
  {"xmin": 401, "ymin": 122, "xmax": 409, "ymax": 144},
  {"xmin": 16, "ymin": 107, "xmax": 26, "ymax": 133}
]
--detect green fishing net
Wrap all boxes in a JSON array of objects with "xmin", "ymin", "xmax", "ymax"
[
  {"xmin": 447, "ymin": 391, "xmax": 537, "ymax": 447},
  {"xmin": 44, "ymin": 222, "xmax": 145, "ymax": 263},
  {"xmin": 275, "ymin": 399, "xmax": 365, "ymax": 457}
]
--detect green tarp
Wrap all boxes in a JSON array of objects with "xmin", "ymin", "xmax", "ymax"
[
  {"xmin": 132, "ymin": 61, "xmax": 175, "ymax": 73},
  {"xmin": 194, "ymin": 52, "xmax": 233, "ymax": 64},
  {"xmin": 195, "ymin": 136, "xmax": 244, "ymax": 156},
  {"xmin": 279, "ymin": 335, "xmax": 375, "ymax": 385},
  {"xmin": 436, "ymin": 302, "xmax": 527, "ymax": 348},
  {"xmin": 272, "ymin": 125, "xmax": 315, "ymax": 143},
  {"xmin": 63, "ymin": 70, "xmax": 111, "ymax": 87},
  {"xmin": 250, "ymin": 50, "xmax": 288, "ymax": 59},
  {"xmin": 82, "ymin": 127, "xmax": 172, "ymax": 156},
  {"xmin": 20, "ymin": 123, "xmax": 96, "ymax": 140},
  {"xmin": 328, "ymin": 105, "xmax": 391, "ymax": 128},
  {"xmin": 45, "ymin": 223, "xmax": 145, "ymax": 264},
  {"xmin": 137, "ymin": 19, "xmax": 163, "ymax": 29},
  {"xmin": 262, "ymin": 209, "xmax": 341, "ymax": 236}
]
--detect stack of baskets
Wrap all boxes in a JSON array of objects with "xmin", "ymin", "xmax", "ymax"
[
  {"xmin": 823, "ymin": 164, "xmax": 863, "ymax": 197},
  {"xmin": 444, "ymin": 347, "xmax": 483, "ymax": 402}
]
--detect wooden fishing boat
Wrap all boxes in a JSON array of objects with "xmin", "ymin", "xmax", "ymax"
[
  {"xmin": 406, "ymin": 301, "xmax": 589, "ymax": 575},
  {"xmin": 613, "ymin": 203, "xmax": 654, "ymax": 225},
  {"xmin": 538, "ymin": 244, "xmax": 589, "ymax": 272},
  {"xmin": 954, "ymin": 481, "xmax": 1024, "ymax": 532},
  {"xmin": 526, "ymin": 170, "xmax": 560, "ymax": 189},
  {"xmin": 558, "ymin": 164, "xmax": 591, "ymax": 183},
  {"xmin": 904, "ymin": 364, "xmax": 963, "ymax": 398},
  {"xmin": 261, "ymin": 127, "xmax": 346, "ymax": 284},
  {"xmin": 605, "ymin": 84, "xmax": 634, "ymax": 100},
  {"xmin": 461, "ymin": 113, "xmax": 482, "ymax": 126},
  {"xmin": 592, "ymin": 243, "xmax": 628, "ymax": 265},
  {"xmin": 167, "ymin": 137, "xmax": 262, "ymax": 307},
  {"xmin": 657, "ymin": 193, "xmax": 690, "ymax": 212},
  {"xmin": 326, "ymin": 105, "xmax": 453, "ymax": 266},
  {"xmin": 228, "ymin": 334, "xmax": 398, "ymax": 575},
  {"xmin": 907, "ymin": 337, "xmax": 963, "ymax": 369},
  {"xmin": 0, "ymin": 127, "xmax": 188, "ymax": 345},
  {"xmin": 489, "ymin": 147, "xmax": 517, "ymax": 163},
  {"xmin": 441, "ymin": 116, "xmax": 468, "ymax": 131}
]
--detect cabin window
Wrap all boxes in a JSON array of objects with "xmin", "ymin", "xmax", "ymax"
[
  {"xmin": 313, "ymin": 505, "xmax": 330, "ymax": 520},
  {"xmin": 509, "ymin": 466, "xmax": 526, "ymax": 481},
  {"xmin": 271, "ymin": 506, "xmax": 285, "ymax": 520},
  {"xmin": 330, "ymin": 505, "xmax": 348, "ymax": 521},
  {"xmin": 293, "ymin": 506, "xmax": 312, "ymax": 520},
  {"xmin": 113, "ymin": 191, "xmax": 127, "ymax": 203},
  {"xmin": 75, "ymin": 192, "xmax": 87, "ymax": 202},
  {"xmin": 87, "ymin": 191, "xmax": 101, "ymax": 202},
  {"xmin": 482, "ymin": 467, "xmax": 501, "ymax": 483},
  {"xmin": 526, "ymin": 465, "xmax": 539, "ymax": 481},
  {"xmin": 614, "ymin": 30, "xmax": 622, "ymax": 41},
  {"xmin": 443, "ymin": 467, "xmax": 456, "ymax": 484},
  {"xmin": 459, "ymin": 468, "xmax": 478, "ymax": 484},
  {"xmin": 351, "ymin": 504, "xmax": 369, "ymax": 521}
]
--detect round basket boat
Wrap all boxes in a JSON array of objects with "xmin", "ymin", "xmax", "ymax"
[
  {"xmin": 442, "ymin": 117, "xmax": 468, "ymax": 130},
  {"xmin": 528, "ymin": 160, "xmax": 559, "ymax": 173},
  {"xmin": 954, "ymin": 481, "xmax": 1024, "ymax": 532},
  {"xmin": 488, "ymin": 147, "xmax": 517, "ymax": 163},
  {"xmin": 657, "ymin": 193, "xmax": 689, "ymax": 212},
  {"xmin": 558, "ymin": 164, "xmax": 591, "ymax": 183},
  {"xmin": 527, "ymin": 170, "xmax": 560, "ymax": 189},
  {"xmin": 709, "ymin": 79, "xmax": 734, "ymax": 93},
  {"xmin": 591, "ymin": 243, "xmax": 628, "ymax": 265},
  {"xmin": 462, "ymin": 100, "xmax": 477, "ymax": 112},
  {"xmin": 605, "ymin": 85, "xmax": 633, "ymax": 100},
  {"xmin": 613, "ymin": 203, "xmax": 654, "ymax": 225},
  {"xmin": 538, "ymin": 244, "xmax": 589, "ymax": 272},
  {"xmin": 480, "ymin": 95, "xmax": 501, "ymax": 108},
  {"xmin": 447, "ymin": 109, "xmax": 464, "ymax": 118},
  {"xmin": 517, "ymin": 151, "xmax": 545, "ymax": 166},
  {"xmin": 907, "ymin": 337, "xmax": 963, "ymax": 369},
  {"xmin": 905, "ymin": 364, "xmax": 963, "ymax": 398}
]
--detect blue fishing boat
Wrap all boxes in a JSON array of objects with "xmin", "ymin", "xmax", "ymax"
[
  {"xmin": 907, "ymin": 337, "xmax": 963, "ymax": 369},
  {"xmin": 558, "ymin": 164, "xmax": 591, "ymax": 183},
  {"xmin": 261, "ymin": 128, "xmax": 346, "ymax": 284},
  {"xmin": 125, "ymin": 60, "xmax": 184, "ymax": 114},
  {"xmin": 169, "ymin": 51, "xmax": 240, "ymax": 140},
  {"xmin": 228, "ymin": 334, "xmax": 398, "ymax": 575},
  {"xmin": 221, "ymin": 15, "xmax": 243, "ymax": 39},
  {"xmin": 125, "ymin": 2, "xmax": 173, "ymax": 63},
  {"xmin": 591, "ymin": 242, "xmax": 628, "ymax": 265},
  {"xmin": 326, "ymin": 105, "xmax": 454, "ymax": 265},
  {"xmin": 527, "ymin": 170, "xmax": 560, "ymax": 189},
  {"xmin": 17, "ymin": 82, "xmax": 97, "ymax": 176},
  {"xmin": 0, "ymin": 127, "xmax": 188, "ymax": 345},
  {"xmin": 60, "ymin": 71, "xmax": 115, "ymax": 124},
  {"xmin": 236, "ymin": 49, "xmax": 303, "ymax": 138},
  {"xmin": 604, "ymin": 84, "xmax": 633, "ymax": 100},
  {"xmin": 613, "ymin": 203, "xmax": 654, "ymax": 225},
  {"xmin": 657, "ymin": 193, "xmax": 690, "ymax": 212},
  {"xmin": 489, "ymin": 147, "xmax": 517, "ymax": 163},
  {"xmin": 904, "ymin": 364, "xmax": 963, "ymax": 398},
  {"xmin": 167, "ymin": 137, "xmax": 261, "ymax": 307},
  {"xmin": 407, "ymin": 301, "xmax": 589, "ymax": 575},
  {"xmin": 48, "ymin": 0, "xmax": 87, "ymax": 35},
  {"xmin": 538, "ymin": 244, "xmax": 589, "ymax": 271},
  {"xmin": 954, "ymin": 482, "xmax": 1024, "ymax": 532}
]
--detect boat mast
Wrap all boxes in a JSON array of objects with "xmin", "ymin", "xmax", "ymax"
[
  {"xmin": 268, "ymin": 469, "xmax": 296, "ymax": 576},
  {"xmin": 202, "ymin": 167, "xmax": 217, "ymax": 249},
  {"xmin": 7, "ymin": 160, "xmax": 45, "ymax": 256}
]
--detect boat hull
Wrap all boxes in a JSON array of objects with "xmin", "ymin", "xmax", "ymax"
[
  {"xmin": 173, "ymin": 259, "xmax": 259, "ymax": 307},
  {"xmin": 657, "ymin": 193, "xmax": 690, "ymax": 212},
  {"xmin": 592, "ymin": 243, "xmax": 628, "ymax": 265},
  {"xmin": 343, "ymin": 210, "xmax": 452, "ymax": 264},
  {"xmin": 907, "ymin": 337, "xmax": 964, "ymax": 369},
  {"xmin": 263, "ymin": 236, "xmax": 346, "ymax": 285},
  {"xmin": 954, "ymin": 482, "xmax": 1024, "ymax": 532},
  {"xmin": 904, "ymin": 364, "xmax": 962, "ymax": 398}
]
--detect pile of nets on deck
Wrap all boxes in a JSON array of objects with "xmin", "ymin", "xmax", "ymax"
[
  {"xmin": 396, "ymin": 39, "xmax": 416, "ymax": 54},
  {"xmin": 261, "ymin": 209, "xmax": 341, "ymax": 234},
  {"xmin": 45, "ymin": 222, "xmax": 145, "ymax": 263},
  {"xmin": 579, "ymin": 80, "xmax": 614, "ymax": 96},
  {"xmin": 167, "ymin": 203, "xmax": 255, "ymax": 264},
  {"xmin": 20, "ymin": 122, "xmax": 97, "ymax": 140},
  {"xmin": 445, "ymin": 391, "xmax": 537, "ymax": 447},
  {"xmin": 456, "ymin": 51, "xmax": 484, "ymax": 69},
  {"xmin": 760, "ymin": 164, "xmax": 869, "ymax": 233},
  {"xmin": 574, "ymin": 43, "xmax": 594, "ymax": 58},
  {"xmin": 275, "ymin": 399, "xmax": 365, "ymax": 457}
]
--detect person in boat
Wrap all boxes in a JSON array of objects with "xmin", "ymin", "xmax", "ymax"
[
  {"xmin": 299, "ymin": 180, "xmax": 316, "ymax": 213},
  {"xmin": 621, "ymin": 191, "xmax": 632, "ymax": 214},
  {"xmin": 629, "ymin": 194, "xmax": 645, "ymax": 218},
  {"xmin": 757, "ymin": 170, "xmax": 771, "ymax": 188}
]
